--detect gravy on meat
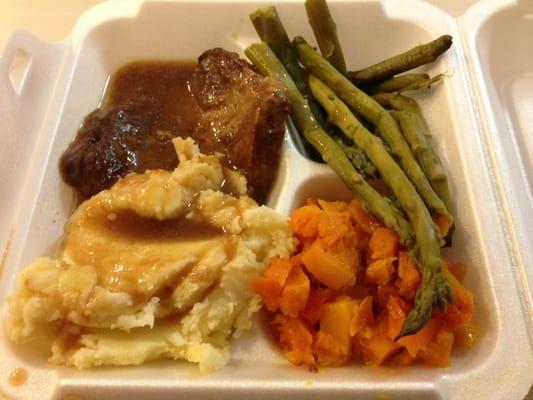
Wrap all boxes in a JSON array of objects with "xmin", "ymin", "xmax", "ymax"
[{"xmin": 60, "ymin": 52, "xmax": 289, "ymax": 203}]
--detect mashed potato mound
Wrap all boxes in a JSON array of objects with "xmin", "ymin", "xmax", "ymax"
[{"xmin": 6, "ymin": 138, "xmax": 294, "ymax": 372}]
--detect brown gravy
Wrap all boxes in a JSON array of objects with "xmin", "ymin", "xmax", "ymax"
[
  {"xmin": 102, "ymin": 61, "xmax": 202, "ymax": 147},
  {"xmin": 103, "ymin": 210, "xmax": 223, "ymax": 242}
]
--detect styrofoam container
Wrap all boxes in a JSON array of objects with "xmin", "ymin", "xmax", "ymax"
[{"xmin": 0, "ymin": 0, "xmax": 531, "ymax": 399}]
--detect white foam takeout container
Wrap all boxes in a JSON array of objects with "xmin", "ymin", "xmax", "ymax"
[{"xmin": 0, "ymin": 0, "xmax": 531, "ymax": 399}]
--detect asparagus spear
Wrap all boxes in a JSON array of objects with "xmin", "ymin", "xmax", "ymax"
[
  {"xmin": 398, "ymin": 73, "xmax": 446, "ymax": 93},
  {"xmin": 332, "ymin": 133, "xmax": 378, "ymax": 179},
  {"xmin": 245, "ymin": 42, "xmax": 413, "ymax": 247},
  {"xmin": 373, "ymin": 91, "xmax": 419, "ymax": 112},
  {"xmin": 309, "ymin": 74, "xmax": 451, "ymax": 336},
  {"xmin": 374, "ymin": 93, "xmax": 453, "ymax": 214},
  {"xmin": 348, "ymin": 35, "xmax": 452, "ymax": 84},
  {"xmin": 250, "ymin": 5, "xmax": 328, "ymax": 161},
  {"xmin": 249, "ymin": 8, "xmax": 374, "ymax": 170},
  {"xmin": 250, "ymin": 7, "xmax": 315, "ymax": 107},
  {"xmin": 304, "ymin": 0, "xmax": 347, "ymax": 74},
  {"xmin": 369, "ymin": 73, "xmax": 430, "ymax": 94},
  {"xmin": 293, "ymin": 37, "xmax": 453, "ymax": 228},
  {"xmin": 391, "ymin": 111, "xmax": 452, "ymax": 214}
]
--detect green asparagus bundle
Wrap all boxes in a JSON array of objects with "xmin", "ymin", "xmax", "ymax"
[
  {"xmin": 293, "ymin": 37, "xmax": 453, "ymax": 230},
  {"xmin": 309, "ymin": 74, "xmax": 451, "ymax": 336},
  {"xmin": 250, "ymin": 6, "xmax": 376, "ymax": 175},
  {"xmin": 245, "ymin": 42, "xmax": 414, "ymax": 247}
]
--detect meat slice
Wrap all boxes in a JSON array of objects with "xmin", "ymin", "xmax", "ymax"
[
  {"xmin": 190, "ymin": 48, "xmax": 289, "ymax": 202},
  {"xmin": 59, "ymin": 49, "xmax": 289, "ymax": 203},
  {"xmin": 60, "ymin": 104, "xmax": 178, "ymax": 199}
]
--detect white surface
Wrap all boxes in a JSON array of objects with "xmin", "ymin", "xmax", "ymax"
[
  {"xmin": 460, "ymin": 0, "xmax": 533, "ymax": 349},
  {"xmin": 0, "ymin": 0, "xmax": 531, "ymax": 399}
]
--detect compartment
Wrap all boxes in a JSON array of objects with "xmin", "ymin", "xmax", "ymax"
[
  {"xmin": 0, "ymin": 1, "xmax": 530, "ymax": 399},
  {"xmin": 461, "ymin": 0, "xmax": 533, "ymax": 301}
]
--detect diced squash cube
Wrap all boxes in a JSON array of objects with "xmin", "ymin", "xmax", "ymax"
[
  {"xmin": 274, "ymin": 315, "xmax": 315, "ymax": 368},
  {"xmin": 264, "ymin": 258, "xmax": 293, "ymax": 284},
  {"xmin": 396, "ymin": 252, "xmax": 420, "ymax": 297},
  {"xmin": 386, "ymin": 296, "xmax": 410, "ymax": 340},
  {"xmin": 349, "ymin": 296, "xmax": 374, "ymax": 336},
  {"xmin": 365, "ymin": 256, "xmax": 396, "ymax": 285},
  {"xmin": 367, "ymin": 227, "xmax": 400, "ymax": 261},
  {"xmin": 360, "ymin": 333, "xmax": 401, "ymax": 365},
  {"xmin": 300, "ymin": 287, "xmax": 336, "ymax": 325},
  {"xmin": 290, "ymin": 205, "xmax": 322, "ymax": 240},
  {"xmin": 376, "ymin": 283, "xmax": 401, "ymax": 309},
  {"xmin": 316, "ymin": 211, "xmax": 353, "ymax": 248},
  {"xmin": 347, "ymin": 199, "xmax": 382, "ymax": 235},
  {"xmin": 317, "ymin": 199, "xmax": 348, "ymax": 213},
  {"xmin": 280, "ymin": 267, "xmax": 310, "ymax": 317},
  {"xmin": 397, "ymin": 318, "xmax": 442, "ymax": 358},
  {"xmin": 320, "ymin": 296, "xmax": 357, "ymax": 349},
  {"xmin": 252, "ymin": 277, "xmax": 283, "ymax": 311},
  {"xmin": 419, "ymin": 329, "xmax": 454, "ymax": 367},
  {"xmin": 301, "ymin": 240, "xmax": 355, "ymax": 289},
  {"xmin": 252, "ymin": 258, "xmax": 293, "ymax": 311},
  {"xmin": 356, "ymin": 316, "xmax": 401, "ymax": 365},
  {"xmin": 314, "ymin": 331, "xmax": 349, "ymax": 366}
]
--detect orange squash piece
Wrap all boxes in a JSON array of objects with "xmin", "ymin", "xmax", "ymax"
[
  {"xmin": 275, "ymin": 315, "xmax": 315, "ymax": 368},
  {"xmin": 314, "ymin": 331, "xmax": 349, "ymax": 366},
  {"xmin": 357, "ymin": 315, "xmax": 401, "ymax": 365},
  {"xmin": 349, "ymin": 296, "xmax": 374, "ymax": 336},
  {"xmin": 376, "ymin": 283, "xmax": 401, "ymax": 309},
  {"xmin": 280, "ymin": 267, "xmax": 310, "ymax": 317},
  {"xmin": 300, "ymin": 287, "xmax": 336, "ymax": 325},
  {"xmin": 365, "ymin": 256, "xmax": 396, "ymax": 285},
  {"xmin": 386, "ymin": 296, "xmax": 410, "ymax": 340},
  {"xmin": 301, "ymin": 240, "xmax": 355, "ymax": 289},
  {"xmin": 347, "ymin": 199, "xmax": 382, "ymax": 235},
  {"xmin": 320, "ymin": 297, "xmax": 357, "ymax": 348},
  {"xmin": 396, "ymin": 251, "xmax": 421, "ymax": 297},
  {"xmin": 316, "ymin": 211, "xmax": 352, "ymax": 248},
  {"xmin": 290, "ymin": 205, "xmax": 322, "ymax": 240},
  {"xmin": 397, "ymin": 318, "xmax": 442, "ymax": 358},
  {"xmin": 317, "ymin": 199, "xmax": 348, "ymax": 213},
  {"xmin": 252, "ymin": 258, "xmax": 293, "ymax": 311},
  {"xmin": 367, "ymin": 227, "xmax": 400, "ymax": 261},
  {"xmin": 419, "ymin": 329, "xmax": 454, "ymax": 367}
]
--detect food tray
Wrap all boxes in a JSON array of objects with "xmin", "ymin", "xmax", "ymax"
[{"xmin": 0, "ymin": 0, "xmax": 531, "ymax": 399}]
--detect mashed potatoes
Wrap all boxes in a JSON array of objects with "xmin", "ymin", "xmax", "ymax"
[{"xmin": 6, "ymin": 138, "xmax": 294, "ymax": 372}]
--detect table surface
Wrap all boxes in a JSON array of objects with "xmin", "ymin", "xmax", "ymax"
[{"xmin": 0, "ymin": 0, "xmax": 478, "ymax": 51}]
